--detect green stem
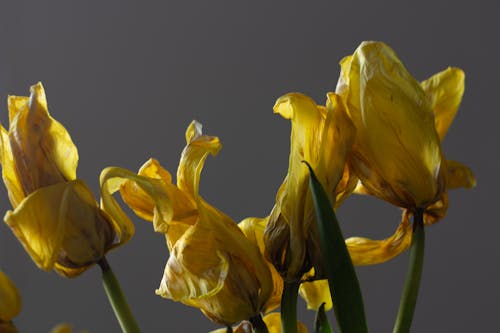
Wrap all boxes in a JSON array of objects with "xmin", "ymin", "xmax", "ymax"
[
  {"xmin": 393, "ymin": 209, "xmax": 425, "ymax": 333},
  {"xmin": 250, "ymin": 314, "xmax": 270, "ymax": 333},
  {"xmin": 281, "ymin": 281, "xmax": 300, "ymax": 333},
  {"xmin": 98, "ymin": 257, "xmax": 141, "ymax": 333}
]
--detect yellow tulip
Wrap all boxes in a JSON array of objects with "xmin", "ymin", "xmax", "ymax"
[
  {"xmin": 264, "ymin": 92, "xmax": 356, "ymax": 281},
  {"xmin": 334, "ymin": 41, "xmax": 475, "ymax": 263},
  {"xmin": 118, "ymin": 121, "xmax": 273, "ymax": 326},
  {"xmin": 0, "ymin": 83, "xmax": 136, "ymax": 277},
  {"xmin": 0, "ymin": 270, "xmax": 21, "ymax": 323}
]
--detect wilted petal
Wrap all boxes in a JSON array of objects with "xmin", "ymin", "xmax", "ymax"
[
  {"xmin": 421, "ymin": 67, "xmax": 465, "ymax": 140},
  {"xmin": 346, "ymin": 211, "xmax": 412, "ymax": 265},
  {"xmin": 0, "ymin": 270, "xmax": 21, "ymax": 321},
  {"xmin": 299, "ymin": 279, "xmax": 332, "ymax": 311},
  {"xmin": 7, "ymin": 83, "xmax": 78, "ymax": 195},
  {"xmin": 177, "ymin": 120, "xmax": 221, "ymax": 198},
  {"xmin": 118, "ymin": 158, "xmax": 197, "ymax": 250},
  {"xmin": 100, "ymin": 166, "xmax": 173, "ymax": 240},
  {"xmin": 445, "ymin": 160, "xmax": 476, "ymax": 189}
]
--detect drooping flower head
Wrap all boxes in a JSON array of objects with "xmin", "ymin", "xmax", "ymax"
[
  {"xmin": 0, "ymin": 83, "xmax": 143, "ymax": 277},
  {"xmin": 333, "ymin": 41, "xmax": 475, "ymax": 261},
  {"xmin": 116, "ymin": 121, "xmax": 274, "ymax": 326},
  {"xmin": 264, "ymin": 92, "xmax": 356, "ymax": 281}
]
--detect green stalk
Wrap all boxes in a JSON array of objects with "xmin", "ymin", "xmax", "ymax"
[
  {"xmin": 281, "ymin": 281, "xmax": 300, "ymax": 333},
  {"xmin": 393, "ymin": 209, "xmax": 425, "ymax": 333},
  {"xmin": 98, "ymin": 257, "xmax": 141, "ymax": 333},
  {"xmin": 250, "ymin": 314, "xmax": 270, "ymax": 333}
]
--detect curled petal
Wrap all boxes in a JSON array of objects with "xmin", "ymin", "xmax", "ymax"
[
  {"xmin": 119, "ymin": 158, "xmax": 173, "ymax": 221},
  {"xmin": 421, "ymin": 67, "xmax": 465, "ymax": 140},
  {"xmin": 118, "ymin": 158, "xmax": 197, "ymax": 249},
  {"xmin": 100, "ymin": 166, "xmax": 173, "ymax": 240},
  {"xmin": 299, "ymin": 279, "xmax": 332, "ymax": 311},
  {"xmin": 346, "ymin": 211, "xmax": 412, "ymax": 265},
  {"xmin": 177, "ymin": 120, "xmax": 222, "ymax": 198},
  {"xmin": 445, "ymin": 160, "xmax": 476, "ymax": 189},
  {"xmin": 7, "ymin": 82, "xmax": 78, "ymax": 195},
  {"xmin": 0, "ymin": 270, "xmax": 21, "ymax": 321}
]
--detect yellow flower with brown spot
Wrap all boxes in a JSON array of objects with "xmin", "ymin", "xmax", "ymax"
[
  {"xmin": 334, "ymin": 41, "xmax": 475, "ymax": 263},
  {"xmin": 0, "ymin": 83, "xmax": 138, "ymax": 277},
  {"xmin": 117, "ymin": 121, "xmax": 273, "ymax": 326},
  {"xmin": 0, "ymin": 270, "xmax": 21, "ymax": 327},
  {"xmin": 263, "ymin": 92, "xmax": 357, "ymax": 281}
]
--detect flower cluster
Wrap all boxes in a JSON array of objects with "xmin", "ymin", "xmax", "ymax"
[{"xmin": 0, "ymin": 41, "xmax": 475, "ymax": 332}]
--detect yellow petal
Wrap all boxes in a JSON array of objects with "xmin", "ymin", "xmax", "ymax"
[
  {"xmin": 421, "ymin": 67, "xmax": 465, "ymax": 140},
  {"xmin": 118, "ymin": 158, "xmax": 198, "ymax": 250},
  {"xmin": 299, "ymin": 279, "xmax": 332, "ymax": 311},
  {"xmin": 0, "ymin": 126, "xmax": 25, "ymax": 207},
  {"xmin": 337, "ymin": 41, "xmax": 444, "ymax": 208},
  {"xmin": 100, "ymin": 166, "xmax": 173, "ymax": 241},
  {"xmin": 0, "ymin": 270, "xmax": 21, "ymax": 321},
  {"xmin": 177, "ymin": 120, "xmax": 221, "ymax": 198},
  {"xmin": 119, "ymin": 158, "xmax": 172, "ymax": 221},
  {"xmin": 262, "ymin": 312, "xmax": 309, "ymax": 333},
  {"xmin": 445, "ymin": 159, "xmax": 476, "ymax": 189},
  {"xmin": 346, "ymin": 211, "xmax": 412, "ymax": 265},
  {"xmin": 4, "ymin": 180, "xmax": 115, "ymax": 277},
  {"xmin": 7, "ymin": 83, "xmax": 78, "ymax": 195}
]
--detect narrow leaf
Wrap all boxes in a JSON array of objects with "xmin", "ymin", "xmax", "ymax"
[
  {"xmin": 314, "ymin": 303, "xmax": 334, "ymax": 333},
  {"xmin": 305, "ymin": 162, "xmax": 368, "ymax": 333}
]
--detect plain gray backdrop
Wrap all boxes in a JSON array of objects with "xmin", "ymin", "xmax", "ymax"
[{"xmin": 0, "ymin": 1, "xmax": 498, "ymax": 332}]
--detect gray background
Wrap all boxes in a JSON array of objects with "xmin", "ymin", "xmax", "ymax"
[{"xmin": 0, "ymin": 1, "xmax": 498, "ymax": 332}]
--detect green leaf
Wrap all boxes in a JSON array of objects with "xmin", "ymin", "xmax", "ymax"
[
  {"xmin": 314, "ymin": 303, "xmax": 334, "ymax": 333},
  {"xmin": 305, "ymin": 162, "xmax": 368, "ymax": 333}
]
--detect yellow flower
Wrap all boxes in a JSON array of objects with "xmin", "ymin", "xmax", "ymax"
[
  {"xmin": 264, "ymin": 92, "xmax": 356, "ymax": 281},
  {"xmin": 0, "ymin": 83, "xmax": 134, "ymax": 277},
  {"xmin": 117, "ymin": 121, "xmax": 273, "ymax": 326},
  {"xmin": 0, "ymin": 270, "xmax": 21, "ymax": 323},
  {"xmin": 334, "ymin": 41, "xmax": 475, "ymax": 263}
]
